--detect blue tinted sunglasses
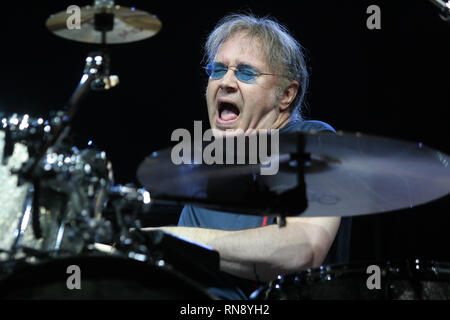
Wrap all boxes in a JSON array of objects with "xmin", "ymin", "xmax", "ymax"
[{"xmin": 205, "ymin": 62, "xmax": 281, "ymax": 84}]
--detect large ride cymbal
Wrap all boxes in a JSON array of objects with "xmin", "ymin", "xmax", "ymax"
[
  {"xmin": 137, "ymin": 131, "xmax": 450, "ymax": 217},
  {"xmin": 46, "ymin": 5, "xmax": 162, "ymax": 44}
]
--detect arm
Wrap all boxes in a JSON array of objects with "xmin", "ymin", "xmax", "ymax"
[{"xmin": 143, "ymin": 216, "xmax": 340, "ymax": 282}]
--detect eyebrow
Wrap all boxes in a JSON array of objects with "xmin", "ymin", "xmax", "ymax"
[{"xmin": 214, "ymin": 60, "xmax": 260, "ymax": 71}]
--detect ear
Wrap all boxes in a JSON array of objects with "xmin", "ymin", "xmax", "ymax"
[{"xmin": 278, "ymin": 80, "xmax": 299, "ymax": 112}]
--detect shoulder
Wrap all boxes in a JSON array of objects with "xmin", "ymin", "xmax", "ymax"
[{"xmin": 281, "ymin": 120, "xmax": 336, "ymax": 134}]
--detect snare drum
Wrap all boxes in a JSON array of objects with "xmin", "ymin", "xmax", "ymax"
[{"xmin": 252, "ymin": 259, "xmax": 450, "ymax": 300}]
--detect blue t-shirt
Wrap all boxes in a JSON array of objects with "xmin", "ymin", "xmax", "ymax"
[{"xmin": 178, "ymin": 120, "xmax": 352, "ymax": 299}]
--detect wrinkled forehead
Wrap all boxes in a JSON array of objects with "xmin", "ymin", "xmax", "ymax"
[{"xmin": 215, "ymin": 32, "xmax": 271, "ymax": 69}]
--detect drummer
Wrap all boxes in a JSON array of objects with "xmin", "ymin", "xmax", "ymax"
[{"xmin": 146, "ymin": 13, "xmax": 351, "ymax": 299}]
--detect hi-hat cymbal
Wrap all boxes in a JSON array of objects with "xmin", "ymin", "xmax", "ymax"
[
  {"xmin": 46, "ymin": 5, "xmax": 162, "ymax": 44},
  {"xmin": 137, "ymin": 131, "xmax": 450, "ymax": 217}
]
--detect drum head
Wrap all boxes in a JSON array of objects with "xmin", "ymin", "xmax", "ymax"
[{"xmin": 0, "ymin": 255, "xmax": 214, "ymax": 300}]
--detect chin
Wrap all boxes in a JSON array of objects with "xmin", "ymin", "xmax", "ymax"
[{"xmin": 211, "ymin": 126, "xmax": 245, "ymax": 138}]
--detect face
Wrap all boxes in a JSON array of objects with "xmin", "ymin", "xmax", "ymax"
[{"xmin": 206, "ymin": 32, "xmax": 292, "ymax": 136}]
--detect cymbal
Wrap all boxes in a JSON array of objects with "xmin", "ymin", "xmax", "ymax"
[
  {"xmin": 137, "ymin": 131, "xmax": 450, "ymax": 217},
  {"xmin": 46, "ymin": 5, "xmax": 162, "ymax": 44}
]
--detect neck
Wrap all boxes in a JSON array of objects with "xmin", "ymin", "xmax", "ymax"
[{"xmin": 271, "ymin": 111, "xmax": 291, "ymax": 130}]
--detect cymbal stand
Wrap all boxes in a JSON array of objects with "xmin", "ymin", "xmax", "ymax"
[
  {"xmin": 428, "ymin": 0, "xmax": 450, "ymax": 22},
  {"xmin": 17, "ymin": 1, "xmax": 119, "ymax": 240}
]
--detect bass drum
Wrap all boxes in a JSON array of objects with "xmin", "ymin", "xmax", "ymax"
[
  {"xmin": 252, "ymin": 259, "xmax": 450, "ymax": 300},
  {"xmin": 0, "ymin": 255, "xmax": 216, "ymax": 300}
]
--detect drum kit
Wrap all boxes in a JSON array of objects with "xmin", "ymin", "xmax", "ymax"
[{"xmin": 0, "ymin": 1, "xmax": 449, "ymax": 300}]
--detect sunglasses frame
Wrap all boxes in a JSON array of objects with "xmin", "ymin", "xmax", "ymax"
[{"xmin": 205, "ymin": 62, "xmax": 283, "ymax": 84}]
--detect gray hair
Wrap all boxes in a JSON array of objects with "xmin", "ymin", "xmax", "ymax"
[{"xmin": 204, "ymin": 13, "xmax": 309, "ymax": 120}]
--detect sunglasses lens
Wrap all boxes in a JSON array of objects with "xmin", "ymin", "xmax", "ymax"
[
  {"xmin": 206, "ymin": 63, "xmax": 259, "ymax": 83},
  {"xmin": 236, "ymin": 66, "xmax": 258, "ymax": 83},
  {"xmin": 206, "ymin": 62, "xmax": 227, "ymax": 79}
]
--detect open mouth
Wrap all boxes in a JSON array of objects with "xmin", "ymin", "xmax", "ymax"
[{"xmin": 217, "ymin": 101, "xmax": 240, "ymax": 124}]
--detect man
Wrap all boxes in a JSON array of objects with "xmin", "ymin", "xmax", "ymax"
[{"xmin": 146, "ymin": 14, "xmax": 351, "ymax": 299}]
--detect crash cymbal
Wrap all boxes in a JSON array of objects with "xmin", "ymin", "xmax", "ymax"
[
  {"xmin": 46, "ymin": 5, "xmax": 162, "ymax": 44},
  {"xmin": 137, "ymin": 131, "xmax": 450, "ymax": 217}
]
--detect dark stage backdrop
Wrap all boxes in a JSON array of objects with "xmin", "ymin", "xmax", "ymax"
[{"xmin": 0, "ymin": 1, "xmax": 448, "ymax": 264}]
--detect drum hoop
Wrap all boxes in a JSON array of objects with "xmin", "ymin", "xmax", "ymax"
[{"xmin": 276, "ymin": 259, "xmax": 450, "ymax": 284}]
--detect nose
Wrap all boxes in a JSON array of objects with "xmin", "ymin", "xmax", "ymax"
[{"xmin": 218, "ymin": 68, "xmax": 238, "ymax": 93}]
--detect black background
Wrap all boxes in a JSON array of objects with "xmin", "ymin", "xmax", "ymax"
[{"xmin": 0, "ymin": 1, "xmax": 449, "ymax": 264}]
